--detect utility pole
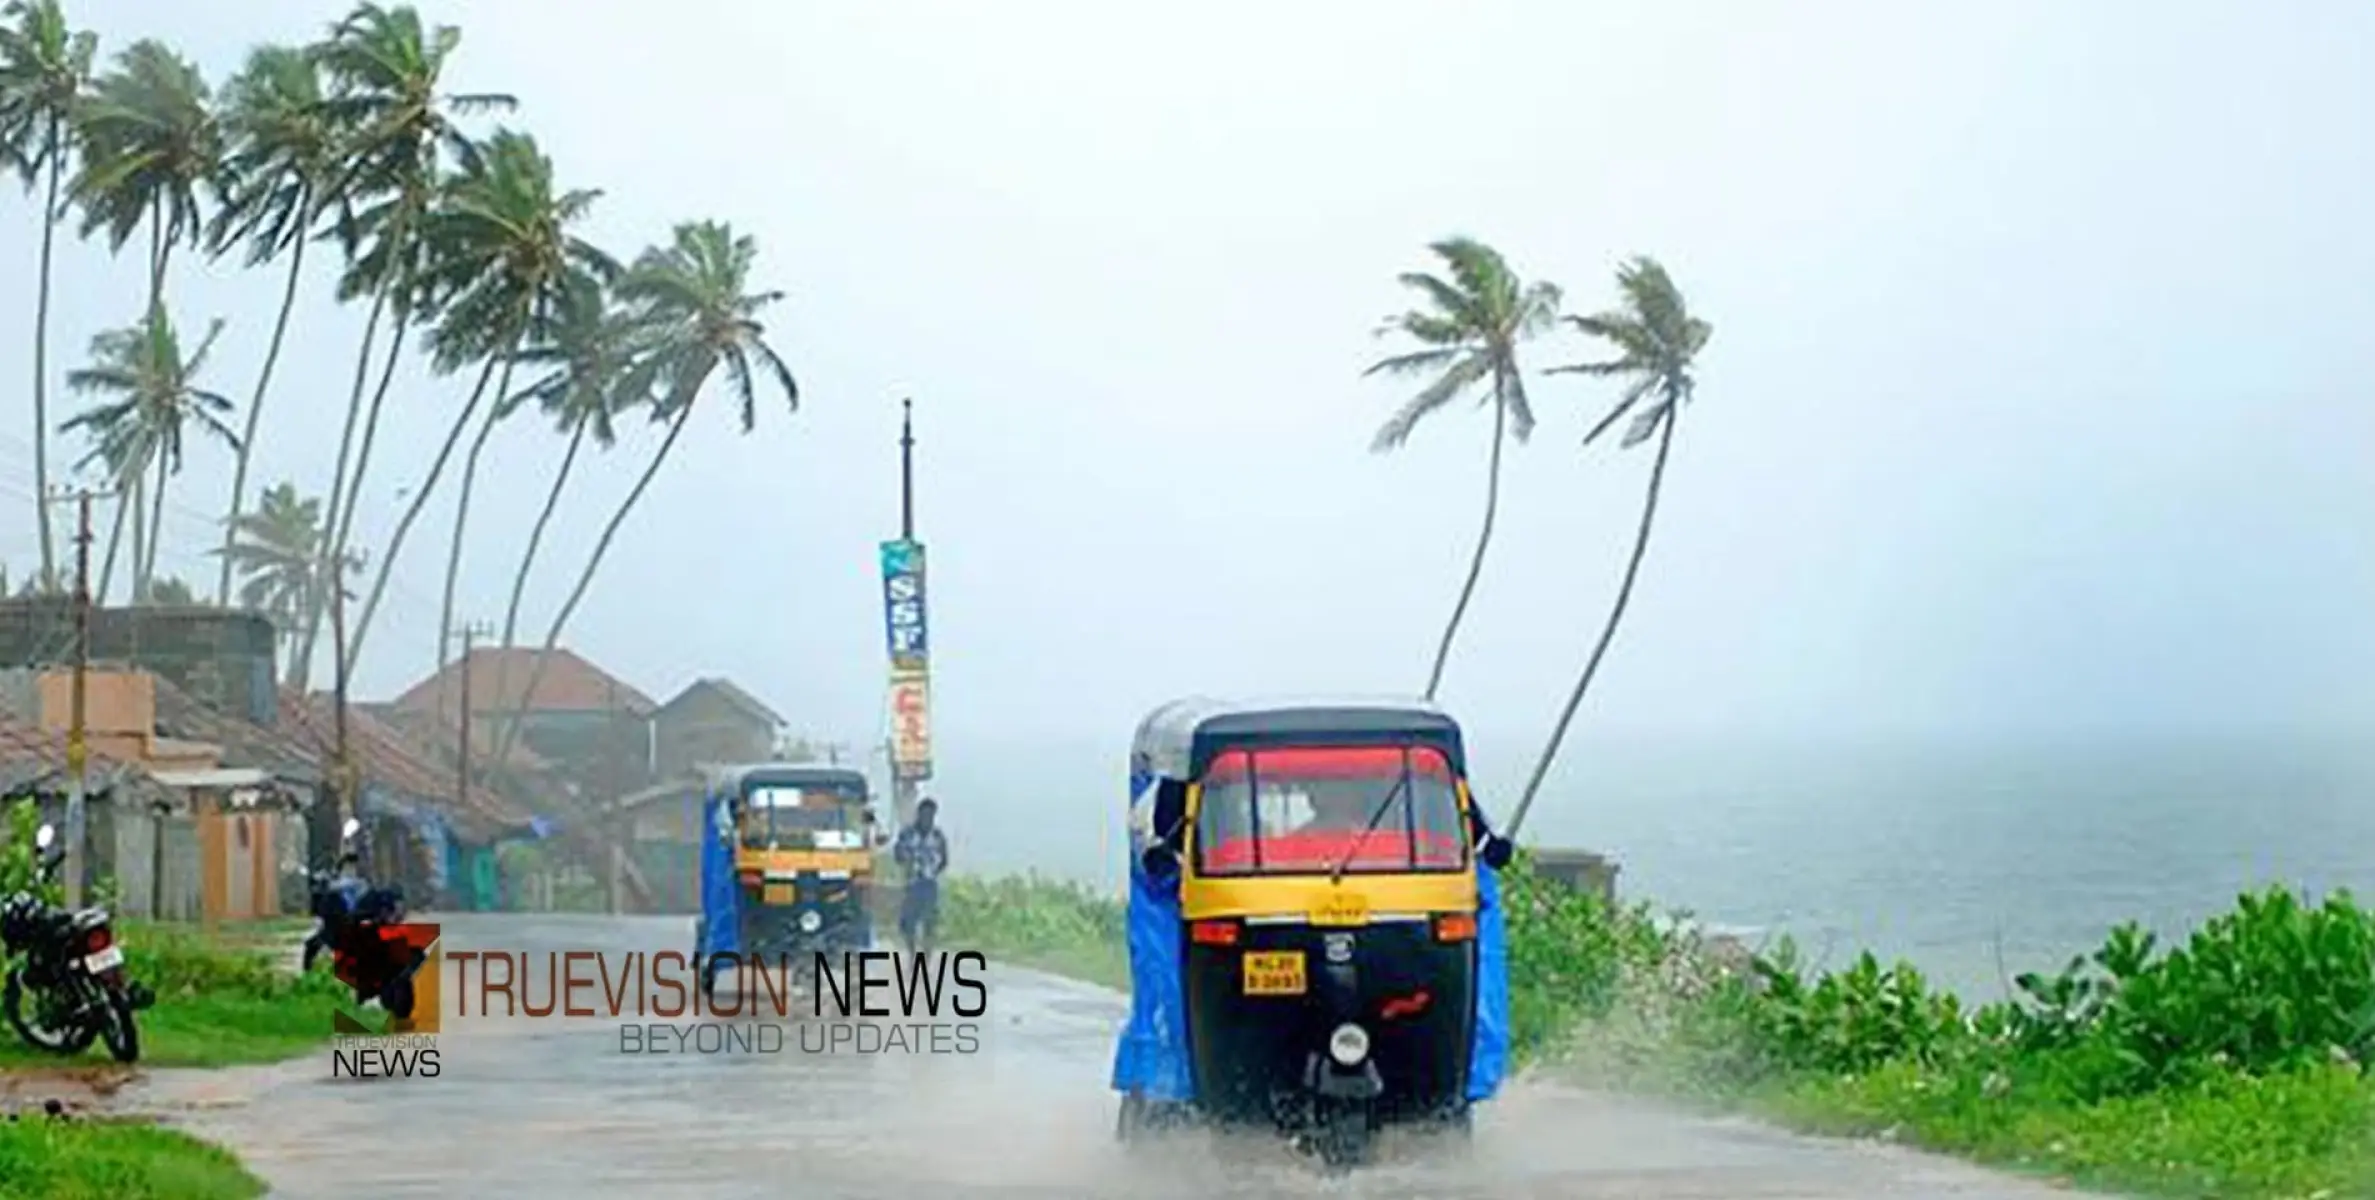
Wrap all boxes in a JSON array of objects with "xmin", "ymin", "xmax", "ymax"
[
  {"xmin": 450, "ymin": 621, "xmax": 490, "ymax": 821},
  {"xmin": 890, "ymin": 400, "xmax": 922, "ymax": 826},
  {"xmin": 899, "ymin": 397, "xmax": 916, "ymax": 542}
]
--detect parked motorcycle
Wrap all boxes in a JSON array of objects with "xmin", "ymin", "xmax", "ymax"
[
  {"xmin": 309, "ymin": 818, "xmax": 425, "ymax": 1021},
  {"xmin": 1, "ymin": 823, "xmax": 155, "ymax": 1063}
]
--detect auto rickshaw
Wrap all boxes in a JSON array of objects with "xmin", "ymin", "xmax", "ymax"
[
  {"xmin": 694, "ymin": 763, "xmax": 887, "ymax": 999},
  {"xmin": 1110, "ymin": 696, "xmax": 1514, "ymax": 1170}
]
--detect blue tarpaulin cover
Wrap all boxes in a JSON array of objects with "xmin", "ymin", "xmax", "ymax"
[
  {"xmin": 1467, "ymin": 861, "xmax": 1509, "ymax": 1101},
  {"xmin": 696, "ymin": 794, "xmax": 741, "ymax": 959},
  {"xmin": 1110, "ymin": 766, "xmax": 1195, "ymax": 1100},
  {"xmin": 1108, "ymin": 767, "xmax": 1511, "ymax": 1104}
]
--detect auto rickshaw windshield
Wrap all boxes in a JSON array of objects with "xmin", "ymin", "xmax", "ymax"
[
  {"xmin": 742, "ymin": 783, "xmax": 866, "ymax": 850},
  {"xmin": 1193, "ymin": 743, "xmax": 1466, "ymax": 876}
]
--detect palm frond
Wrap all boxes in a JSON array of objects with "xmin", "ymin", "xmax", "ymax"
[
  {"xmin": 1362, "ymin": 347, "xmax": 1460, "ymax": 379},
  {"xmin": 1370, "ymin": 353, "xmax": 1488, "ymax": 453}
]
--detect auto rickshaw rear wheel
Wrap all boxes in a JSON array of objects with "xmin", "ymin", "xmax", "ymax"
[
  {"xmin": 700, "ymin": 953, "xmax": 736, "ymax": 1003},
  {"xmin": 1114, "ymin": 1092, "xmax": 1143, "ymax": 1144}
]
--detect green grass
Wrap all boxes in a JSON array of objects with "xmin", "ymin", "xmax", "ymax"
[
  {"xmin": 0, "ymin": 1118, "xmax": 262, "ymax": 1200},
  {"xmin": 938, "ymin": 861, "xmax": 2375, "ymax": 1199},
  {"xmin": 0, "ymin": 919, "xmax": 341, "ymax": 1070},
  {"xmin": 938, "ymin": 874, "xmax": 1130, "ymax": 990},
  {"xmin": 1758, "ymin": 1058, "xmax": 2375, "ymax": 1199}
]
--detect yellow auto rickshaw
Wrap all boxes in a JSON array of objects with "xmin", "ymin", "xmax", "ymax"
[
  {"xmin": 694, "ymin": 763, "xmax": 886, "ymax": 997},
  {"xmin": 1110, "ymin": 696, "xmax": 1513, "ymax": 1170}
]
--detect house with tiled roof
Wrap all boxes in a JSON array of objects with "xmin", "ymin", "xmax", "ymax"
[
  {"xmin": 392, "ymin": 647, "xmax": 657, "ymax": 799},
  {"xmin": 0, "ymin": 710, "xmax": 156, "ymax": 804},
  {"xmin": 151, "ymin": 676, "xmax": 322, "ymax": 789},
  {"xmin": 281, "ymin": 690, "xmax": 545, "ymax": 909},
  {"xmin": 0, "ymin": 669, "xmax": 300, "ymax": 922},
  {"xmin": 652, "ymin": 677, "xmax": 784, "ymax": 782}
]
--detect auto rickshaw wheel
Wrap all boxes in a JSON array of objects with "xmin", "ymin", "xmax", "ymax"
[
  {"xmin": 1114, "ymin": 1091, "xmax": 1144, "ymax": 1145},
  {"xmin": 700, "ymin": 953, "xmax": 737, "ymax": 1003}
]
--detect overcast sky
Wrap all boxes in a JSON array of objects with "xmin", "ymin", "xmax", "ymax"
[{"xmin": 3, "ymin": 1, "xmax": 2370, "ymax": 787}]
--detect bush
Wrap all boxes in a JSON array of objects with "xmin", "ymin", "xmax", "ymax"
[
  {"xmin": 0, "ymin": 796, "xmax": 63, "ymax": 908},
  {"xmin": 939, "ymin": 873, "xmax": 1129, "ymax": 988},
  {"xmin": 1975, "ymin": 887, "xmax": 2375, "ymax": 1102},
  {"xmin": 119, "ymin": 921, "xmax": 345, "ymax": 1006}
]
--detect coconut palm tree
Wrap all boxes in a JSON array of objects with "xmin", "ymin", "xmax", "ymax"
[
  {"xmin": 491, "ymin": 220, "xmax": 794, "ymax": 764},
  {"xmin": 1364, "ymin": 237, "xmax": 1561, "ymax": 700},
  {"xmin": 59, "ymin": 311, "xmax": 240, "ymax": 605},
  {"xmin": 0, "ymin": 0, "xmax": 96, "ymax": 590},
  {"xmin": 339, "ymin": 127, "xmax": 609, "ymax": 678},
  {"xmin": 1504, "ymin": 257, "xmax": 1711, "ymax": 839},
  {"xmin": 215, "ymin": 480, "xmax": 348, "ymax": 662},
  {"xmin": 65, "ymin": 38, "xmax": 219, "ymax": 319},
  {"xmin": 146, "ymin": 574, "xmax": 193, "ymax": 605},
  {"xmin": 207, "ymin": 43, "xmax": 343, "ymax": 606},
  {"xmin": 293, "ymin": 0, "xmax": 513, "ymax": 686},
  {"xmin": 496, "ymin": 274, "xmax": 638, "ymax": 651}
]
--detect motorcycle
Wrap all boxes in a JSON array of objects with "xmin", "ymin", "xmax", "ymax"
[
  {"xmin": 310, "ymin": 819, "xmax": 425, "ymax": 1022},
  {"xmin": 1, "ymin": 823, "xmax": 155, "ymax": 1063}
]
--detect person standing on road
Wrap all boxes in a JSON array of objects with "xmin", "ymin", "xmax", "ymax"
[{"xmin": 894, "ymin": 798, "xmax": 949, "ymax": 952}]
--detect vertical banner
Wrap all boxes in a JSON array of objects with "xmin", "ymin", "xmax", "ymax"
[
  {"xmin": 880, "ymin": 539, "xmax": 932, "ymax": 780},
  {"xmin": 880, "ymin": 539, "xmax": 929, "ymax": 670},
  {"xmin": 888, "ymin": 669, "xmax": 932, "ymax": 780}
]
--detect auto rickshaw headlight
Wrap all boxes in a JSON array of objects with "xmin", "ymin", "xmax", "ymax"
[
  {"xmin": 798, "ymin": 909, "xmax": 824, "ymax": 934},
  {"xmin": 1328, "ymin": 1022, "xmax": 1371, "ymax": 1066}
]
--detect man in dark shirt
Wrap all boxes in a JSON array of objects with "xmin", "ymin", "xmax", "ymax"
[{"xmin": 893, "ymin": 798, "xmax": 949, "ymax": 952}]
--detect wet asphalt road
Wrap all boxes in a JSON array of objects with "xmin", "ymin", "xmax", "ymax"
[{"xmin": 126, "ymin": 914, "xmax": 2080, "ymax": 1199}]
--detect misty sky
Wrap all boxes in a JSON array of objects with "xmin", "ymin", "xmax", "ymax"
[{"xmin": 2, "ymin": 0, "xmax": 2370, "ymax": 789}]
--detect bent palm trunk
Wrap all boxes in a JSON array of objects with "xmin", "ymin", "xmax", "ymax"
[
  {"xmin": 1423, "ymin": 375, "xmax": 1508, "ymax": 700},
  {"xmin": 493, "ymin": 403, "xmax": 693, "ymax": 766},
  {"xmin": 30, "ymin": 121, "xmax": 62, "ymax": 590},
  {"xmin": 94, "ymin": 490, "xmax": 131, "ymax": 606},
  {"xmin": 218, "ymin": 230, "xmax": 310, "ymax": 606},
  {"xmin": 291, "ymin": 290, "xmax": 386, "ymax": 688},
  {"xmin": 436, "ymin": 364, "xmax": 514, "ymax": 678},
  {"xmin": 141, "ymin": 467, "xmax": 170, "ymax": 599},
  {"xmin": 344, "ymin": 354, "xmax": 502, "ymax": 674},
  {"xmin": 501, "ymin": 423, "xmax": 586, "ymax": 650},
  {"xmin": 1505, "ymin": 406, "xmax": 1679, "ymax": 840}
]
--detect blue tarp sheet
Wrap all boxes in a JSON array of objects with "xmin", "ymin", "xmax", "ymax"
[
  {"xmin": 696, "ymin": 793, "xmax": 741, "ymax": 959},
  {"xmin": 1467, "ymin": 861, "xmax": 1509, "ymax": 1101},
  {"xmin": 1108, "ymin": 770, "xmax": 1511, "ymax": 1105}
]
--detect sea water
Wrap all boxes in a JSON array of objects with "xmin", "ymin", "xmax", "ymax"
[{"xmin": 923, "ymin": 726, "xmax": 2375, "ymax": 1002}]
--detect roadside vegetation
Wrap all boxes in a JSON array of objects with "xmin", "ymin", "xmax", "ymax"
[
  {"xmin": 0, "ymin": 800, "xmax": 342, "ymax": 1072},
  {"xmin": 942, "ymin": 857, "xmax": 2375, "ymax": 1199},
  {"xmin": 1, "ymin": 799, "xmax": 327, "ymax": 1197},
  {"xmin": 0, "ymin": 1117, "xmax": 261, "ymax": 1200}
]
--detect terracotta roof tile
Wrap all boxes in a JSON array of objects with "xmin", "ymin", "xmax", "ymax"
[
  {"xmin": 661, "ymin": 677, "xmax": 782, "ymax": 728},
  {"xmin": 0, "ymin": 712, "xmax": 133, "ymax": 776},
  {"xmin": 391, "ymin": 648, "xmax": 656, "ymax": 719},
  {"xmin": 151, "ymin": 677, "xmax": 321, "ymax": 782},
  {"xmin": 360, "ymin": 702, "xmax": 555, "ymax": 775},
  {"xmin": 278, "ymin": 691, "xmax": 531, "ymax": 834}
]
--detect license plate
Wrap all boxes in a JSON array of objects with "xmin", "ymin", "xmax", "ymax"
[
  {"xmin": 762, "ymin": 883, "xmax": 795, "ymax": 905},
  {"xmin": 1242, "ymin": 950, "xmax": 1306, "ymax": 996},
  {"xmin": 1310, "ymin": 891, "xmax": 1370, "ymax": 927},
  {"xmin": 82, "ymin": 945, "xmax": 124, "ymax": 973}
]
